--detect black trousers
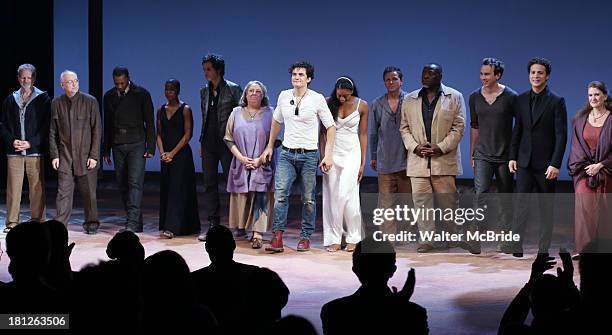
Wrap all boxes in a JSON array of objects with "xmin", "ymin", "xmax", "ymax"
[
  {"xmin": 512, "ymin": 166, "xmax": 557, "ymax": 252},
  {"xmin": 473, "ymin": 159, "xmax": 513, "ymax": 230},
  {"xmin": 201, "ymin": 144, "xmax": 232, "ymax": 227}
]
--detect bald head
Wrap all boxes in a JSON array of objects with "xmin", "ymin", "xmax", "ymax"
[{"xmin": 422, "ymin": 63, "xmax": 443, "ymax": 89}]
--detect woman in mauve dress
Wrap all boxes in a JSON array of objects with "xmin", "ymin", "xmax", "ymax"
[{"xmin": 568, "ymin": 81, "xmax": 612, "ymax": 256}]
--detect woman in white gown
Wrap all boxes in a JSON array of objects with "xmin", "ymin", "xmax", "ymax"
[{"xmin": 321, "ymin": 76, "xmax": 368, "ymax": 252}]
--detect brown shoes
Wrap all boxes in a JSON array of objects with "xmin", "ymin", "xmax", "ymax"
[
  {"xmin": 416, "ymin": 243, "xmax": 434, "ymax": 253},
  {"xmin": 265, "ymin": 231, "xmax": 284, "ymax": 253},
  {"xmin": 297, "ymin": 239, "xmax": 310, "ymax": 252}
]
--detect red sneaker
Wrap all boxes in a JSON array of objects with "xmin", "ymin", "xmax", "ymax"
[
  {"xmin": 297, "ymin": 239, "xmax": 310, "ymax": 252},
  {"xmin": 265, "ymin": 231, "xmax": 284, "ymax": 253}
]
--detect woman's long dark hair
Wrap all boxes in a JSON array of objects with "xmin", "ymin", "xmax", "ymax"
[
  {"xmin": 328, "ymin": 76, "xmax": 359, "ymax": 120},
  {"xmin": 575, "ymin": 81, "xmax": 612, "ymax": 120}
]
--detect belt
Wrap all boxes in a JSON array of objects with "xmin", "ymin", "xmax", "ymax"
[{"xmin": 282, "ymin": 145, "xmax": 317, "ymax": 153}]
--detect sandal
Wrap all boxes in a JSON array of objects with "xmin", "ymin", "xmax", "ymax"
[
  {"xmin": 160, "ymin": 230, "xmax": 174, "ymax": 239},
  {"xmin": 3, "ymin": 222, "xmax": 18, "ymax": 234},
  {"xmin": 326, "ymin": 244, "xmax": 341, "ymax": 252},
  {"xmin": 251, "ymin": 237, "xmax": 263, "ymax": 249},
  {"xmin": 345, "ymin": 243, "xmax": 356, "ymax": 252}
]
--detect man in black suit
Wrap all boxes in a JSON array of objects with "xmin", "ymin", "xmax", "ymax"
[
  {"xmin": 321, "ymin": 238, "xmax": 429, "ymax": 335},
  {"xmin": 507, "ymin": 57, "xmax": 567, "ymax": 256}
]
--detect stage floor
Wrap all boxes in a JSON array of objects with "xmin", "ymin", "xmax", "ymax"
[{"xmin": 0, "ymin": 184, "xmax": 579, "ymax": 335}]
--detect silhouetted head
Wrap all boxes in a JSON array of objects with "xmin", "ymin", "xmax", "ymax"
[
  {"xmin": 106, "ymin": 230, "xmax": 145, "ymax": 264},
  {"xmin": 352, "ymin": 237, "xmax": 396, "ymax": 286},
  {"xmin": 6, "ymin": 222, "xmax": 51, "ymax": 280},
  {"xmin": 251, "ymin": 267, "xmax": 289, "ymax": 322},
  {"xmin": 143, "ymin": 250, "xmax": 193, "ymax": 300},
  {"xmin": 45, "ymin": 220, "xmax": 68, "ymax": 253},
  {"xmin": 204, "ymin": 225, "xmax": 235, "ymax": 263}
]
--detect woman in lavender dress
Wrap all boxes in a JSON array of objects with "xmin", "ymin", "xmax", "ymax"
[{"xmin": 224, "ymin": 81, "xmax": 274, "ymax": 248}]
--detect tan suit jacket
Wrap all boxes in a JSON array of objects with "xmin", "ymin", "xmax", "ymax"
[{"xmin": 400, "ymin": 84, "xmax": 465, "ymax": 177}]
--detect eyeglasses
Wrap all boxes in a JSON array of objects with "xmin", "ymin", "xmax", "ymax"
[{"xmin": 61, "ymin": 79, "xmax": 79, "ymax": 86}]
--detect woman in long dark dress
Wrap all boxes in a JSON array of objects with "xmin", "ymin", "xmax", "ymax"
[
  {"xmin": 157, "ymin": 79, "xmax": 200, "ymax": 238},
  {"xmin": 568, "ymin": 81, "xmax": 612, "ymax": 255}
]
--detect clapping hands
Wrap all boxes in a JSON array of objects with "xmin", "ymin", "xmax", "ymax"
[{"xmin": 392, "ymin": 268, "xmax": 416, "ymax": 302}]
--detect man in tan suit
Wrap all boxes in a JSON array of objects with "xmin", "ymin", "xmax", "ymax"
[
  {"xmin": 49, "ymin": 70, "xmax": 102, "ymax": 234},
  {"xmin": 400, "ymin": 63, "xmax": 473, "ymax": 253}
]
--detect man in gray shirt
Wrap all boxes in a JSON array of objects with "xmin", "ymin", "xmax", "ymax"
[
  {"xmin": 370, "ymin": 66, "xmax": 411, "ymax": 235},
  {"xmin": 469, "ymin": 58, "xmax": 517, "ymax": 252}
]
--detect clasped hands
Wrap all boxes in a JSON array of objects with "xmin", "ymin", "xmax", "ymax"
[
  {"xmin": 584, "ymin": 163, "xmax": 603, "ymax": 177},
  {"xmin": 240, "ymin": 154, "xmax": 263, "ymax": 170},
  {"xmin": 160, "ymin": 152, "xmax": 174, "ymax": 163},
  {"xmin": 414, "ymin": 143, "xmax": 443, "ymax": 158},
  {"xmin": 12, "ymin": 139, "xmax": 31, "ymax": 152}
]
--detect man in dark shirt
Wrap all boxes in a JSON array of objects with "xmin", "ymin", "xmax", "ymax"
[
  {"xmin": 400, "ymin": 64, "xmax": 469, "ymax": 253},
  {"xmin": 508, "ymin": 57, "xmax": 567, "ymax": 257},
  {"xmin": 102, "ymin": 67, "xmax": 155, "ymax": 233},
  {"xmin": 197, "ymin": 54, "xmax": 242, "ymax": 242},
  {"xmin": 469, "ymin": 58, "xmax": 518, "ymax": 252}
]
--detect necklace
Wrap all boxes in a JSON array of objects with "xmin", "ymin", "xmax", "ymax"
[
  {"xmin": 591, "ymin": 110, "xmax": 609, "ymax": 121},
  {"xmin": 292, "ymin": 89, "xmax": 308, "ymax": 116},
  {"xmin": 245, "ymin": 107, "xmax": 259, "ymax": 119}
]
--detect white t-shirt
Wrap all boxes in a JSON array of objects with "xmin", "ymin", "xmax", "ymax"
[{"xmin": 273, "ymin": 89, "xmax": 335, "ymax": 150}]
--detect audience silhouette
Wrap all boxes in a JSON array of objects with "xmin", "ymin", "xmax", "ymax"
[
  {"xmin": 192, "ymin": 224, "xmax": 289, "ymax": 334},
  {"xmin": 499, "ymin": 249, "xmax": 580, "ymax": 334},
  {"xmin": 142, "ymin": 250, "xmax": 217, "ymax": 333},
  {"xmin": 0, "ymin": 221, "xmax": 66, "ymax": 314},
  {"xmin": 71, "ymin": 230, "xmax": 145, "ymax": 332},
  {"xmin": 577, "ymin": 239, "xmax": 612, "ymax": 333},
  {"xmin": 3, "ymin": 221, "xmax": 610, "ymax": 334},
  {"xmin": 321, "ymin": 237, "xmax": 429, "ymax": 335},
  {"xmin": 271, "ymin": 315, "xmax": 318, "ymax": 335}
]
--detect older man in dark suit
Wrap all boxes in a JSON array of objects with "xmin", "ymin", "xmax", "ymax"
[
  {"xmin": 49, "ymin": 70, "xmax": 102, "ymax": 234},
  {"xmin": 508, "ymin": 57, "xmax": 567, "ymax": 256}
]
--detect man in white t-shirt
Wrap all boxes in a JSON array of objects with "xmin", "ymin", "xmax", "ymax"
[{"xmin": 262, "ymin": 61, "xmax": 336, "ymax": 252}]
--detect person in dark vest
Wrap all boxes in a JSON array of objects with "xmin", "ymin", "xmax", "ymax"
[{"xmin": 197, "ymin": 54, "xmax": 243, "ymax": 241}]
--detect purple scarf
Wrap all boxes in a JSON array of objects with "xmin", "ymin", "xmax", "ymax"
[{"xmin": 567, "ymin": 114, "xmax": 612, "ymax": 188}]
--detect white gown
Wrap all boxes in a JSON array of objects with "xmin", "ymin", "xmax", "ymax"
[{"xmin": 323, "ymin": 99, "xmax": 363, "ymax": 246}]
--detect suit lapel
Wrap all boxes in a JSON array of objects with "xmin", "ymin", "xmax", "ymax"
[
  {"xmin": 531, "ymin": 88, "xmax": 551, "ymax": 127},
  {"xmin": 431, "ymin": 93, "xmax": 444, "ymax": 125}
]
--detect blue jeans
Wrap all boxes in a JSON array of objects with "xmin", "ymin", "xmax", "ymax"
[
  {"xmin": 112, "ymin": 141, "xmax": 146, "ymax": 230},
  {"xmin": 272, "ymin": 148, "xmax": 318, "ymax": 239}
]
